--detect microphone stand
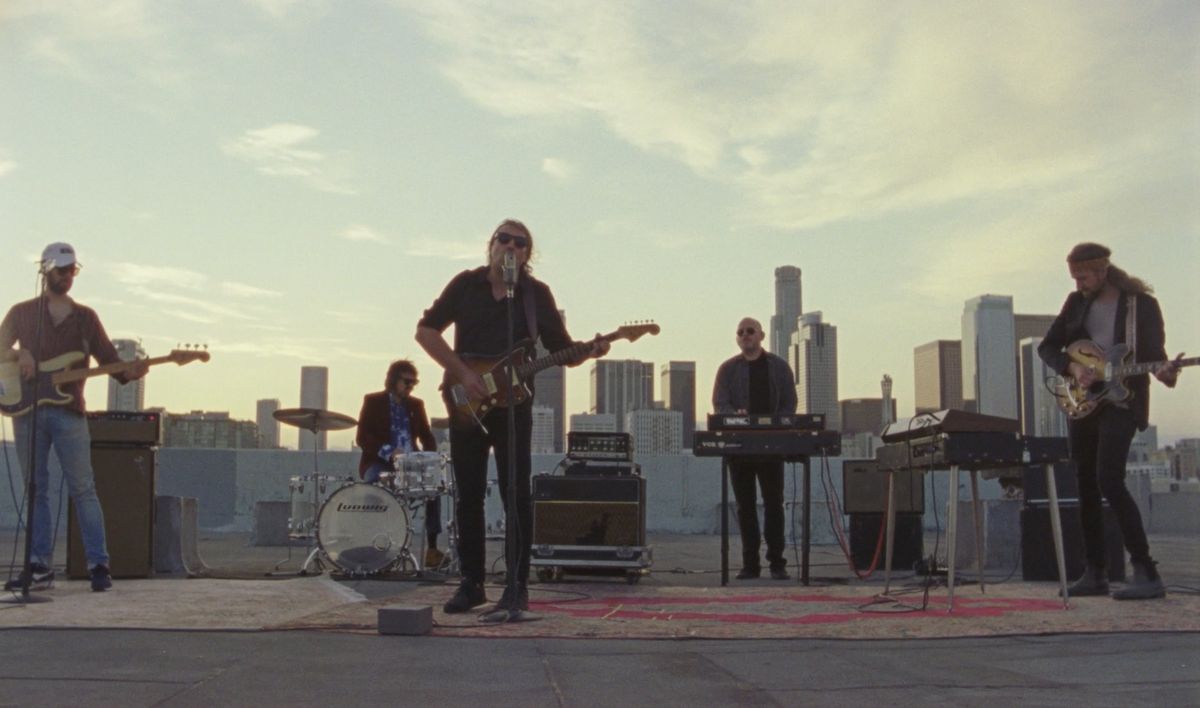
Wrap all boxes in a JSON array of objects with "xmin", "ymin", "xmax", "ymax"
[
  {"xmin": 4, "ymin": 274, "xmax": 53, "ymax": 605},
  {"xmin": 483, "ymin": 254, "xmax": 537, "ymax": 623}
]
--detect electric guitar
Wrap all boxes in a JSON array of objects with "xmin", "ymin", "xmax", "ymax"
[
  {"xmin": 0, "ymin": 348, "xmax": 211, "ymax": 416},
  {"xmin": 1052, "ymin": 340, "xmax": 1195, "ymax": 419},
  {"xmin": 446, "ymin": 322, "xmax": 660, "ymax": 426}
]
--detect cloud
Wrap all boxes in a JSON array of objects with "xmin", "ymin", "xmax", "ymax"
[
  {"xmin": 109, "ymin": 262, "xmax": 208, "ymax": 290},
  {"xmin": 221, "ymin": 281, "xmax": 284, "ymax": 298},
  {"xmin": 340, "ymin": 224, "xmax": 390, "ymax": 244},
  {"xmin": 402, "ymin": 2, "xmax": 1197, "ymax": 233},
  {"xmin": 404, "ymin": 236, "xmax": 481, "ymax": 261},
  {"xmin": 222, "ymin": 123, "xmax": 357, "ymax": 195},
  {"xmin": 127, "ymin": 285, "xmax": 257, "ymax": 322},
  {"xmin": 240, "ymin": 0, "xmax": 329, "ymax": 21},
  {"xmin": 541, "ymin": 157, "xmax": 574, "ymax": 180}
]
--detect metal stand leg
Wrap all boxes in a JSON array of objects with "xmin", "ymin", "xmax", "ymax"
[
  {"xmin": 1045, "ymin": 463, "xmax": 1070, "ymax": 609},
  {"xmin": 801, "ymin": 460, "xmax": 811, "ymax": 586},
  {"xmin": 947, "ymin": 465, "xmax": 959, "ymax": 612},
  {"xmin": 720, "ymin": 459, "xmax": 729, "ymax": 587},
  {"xmin": 883, "ymin": 470, "xmax": 897, "ymax": 594},
  {"xmin": 970, "ymin": 470, "xmax": 986, "ymax": 595}
]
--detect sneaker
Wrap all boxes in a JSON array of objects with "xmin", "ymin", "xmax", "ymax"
[
  {"xmin": 735, "ymin": 567, "xmax": 761, "ymax": 580},
  {"xmin": 4, "ymin": 563, "xmax": 54, "ymax": 591},
  {"xmin": 442, "ymin": 580, "xmax": 487, "ymax": 614},
  {"xmin": 769, "ymin": 567, "xmax": 791, "ymax": 580},
  {"xmin": 424, "ymin": 547, "xmax": 446, "ymax": 569},
  {"xmin": 493, "ymin": 583, "xmax": 529, "ymax": 612},
  {"xmin": 89, "ymin": 564, "xmax": 113, "ymax": 592}
]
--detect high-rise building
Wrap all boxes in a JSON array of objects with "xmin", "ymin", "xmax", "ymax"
[
  {"xmin": 569, "ymin": 413, "xmax": 617, "ymax": 433},
  {"xmin": 531, "ymin": 405, "xmax": 556, "ymax": 454},
  {"xmin": 880, "ymin": 374, "xmax": 895, "ymax": 426},
  {"xmin": 840, "ymin": 398, "xmax": 897, "ymax": 436},
  {"xmin": 962, "ymin": 295, "xmax": 1018, "ymax": 418},
  {"xmin": 299, "ymin": 366, "xmax": 329, "ymax": 451},
  {"xmin": 1014, "ymin": 314, "xmax": 1057, "ymax": 346},
  {"xmin": 107, "ymin": 339, "xmax": 146, "ymax": 411},
  {"xmin": 626, "ymin": 408, "xmax": 683, "ymax": 456},
  {"xmin": 660, "ymin": 361, "xmax": 696, "ymax": 450},
  {"xmin": 1018, "ymin": 337, "xmax": 1068, "ymax": 437},
  {"xmin": 162, "ymin": 410, "xmax": 260, "ymax": 449},
  {"xmin": 256, "ymin": 398, "xmax": 281, "ymax": 448},
  {"xmin": 1129, "ymin": 425, "xmax": 1158, "ymax": 463},
  {"xmin": 913, "ymin": 340, "xmax": 963, "ymax": 414},
  {"xmin": 590, "ymin": 359, "xmax": 653, "ymax": 434},
  {"xmin": 532, "ymin": 310, "xmax": 567, "ymax": 453},
  {"xmin": 791, "ymin": 312, "xmax": 839, "ymax": 430},
  {"xmin": 770, "ymin": 266, "xmax": 803, "ymax": 359}
]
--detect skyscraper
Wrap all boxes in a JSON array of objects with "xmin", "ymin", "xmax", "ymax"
[
  {"xmin": 626, "ymin": 408, "xmax": 683, "ymax": 456},
  {"xmin": 961, "ymin": 295, "xmax": 1018, "ymax": 418},
  {"xmin": 107, "ymin": 339, "xmax": 146, "ymax": 411},
  {"xmin": 660, "ymin": 361, "xmax": 696, "ymax": 449},
  {"xmin": 532, "ymin": 309, "xmax": 567, "ymax": 453},
  {"xmin": 770, "ymin": 266, "xmax": 803, "ymax": 359},
  {"xmin": 569, "ymin": 412, "xmax": 617, "ymax": 433},
  {"xmin": 256, "ymin": 398, "xmax": 281, "ymax": 448},
  {"xmin": 530, "ymin": 405, "xmax": 556, "ymax": 454},
  {"xmin": 590, "ymin": 359, "xmax": 653, "ymax": 434},
  {"xmin": 299, "ymin": 366, "xmax": 329, "ymax": 451},
  {"xmin": 1019, "ymin": 337, "xmax": 1068, "ymax": 437},
  {"xmin": 791, "ymin": 311, "xmax": 839, "ymax": 430},
  {"xmin": 840, "ymin": 398, "xmax": 896, "ymax": 436},
  {"xmin": 913, "ymin": 340, "xmax": 963, "ymax": 414},
  {"xmin": 880, "ymin": 374, "xmax": 895, "ymax": 426}
]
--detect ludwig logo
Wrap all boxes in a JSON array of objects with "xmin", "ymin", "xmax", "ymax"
[{"xmin": 336, "ymin": 502, "xmax": 389, "ymax": 513}]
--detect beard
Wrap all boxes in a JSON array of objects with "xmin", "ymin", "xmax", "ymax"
[{"xmin": 45, "ymin": 277, "xmax": 72, "ymax": 296}]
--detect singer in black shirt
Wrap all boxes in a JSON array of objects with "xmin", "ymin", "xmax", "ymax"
[{"xmin": 416, "ymin": 219, "xmax": 609, "ymax": 615}]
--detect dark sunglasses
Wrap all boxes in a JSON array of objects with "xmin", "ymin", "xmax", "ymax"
[
  {"xmin": 54, "ymin": 265, "xmax": 81, "ymax": 276},
  {"xmin": 398, "ymin": 377, "xmax": 419, "ymax": 387},
  {"xmin": 737, "ymin": 327, "xmax": 757, "ymax": 336},
  {"xmin": 494, "ymin": 232, "xmax": 529, "ymax": 249}
]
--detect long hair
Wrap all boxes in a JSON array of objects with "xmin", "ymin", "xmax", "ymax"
[
  {"xmin": 385, "ymin": 359, "xmax": 417, "ymax": 391},
  {"xmin": 1066, "ymin": 242, "xmax": 1152, "ymax": 295},
  {"xmin": 487, "ymin": 218, "xmax": 535, "ymax": 275}
]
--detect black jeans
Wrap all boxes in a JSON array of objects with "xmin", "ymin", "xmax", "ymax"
[
  {"xmin": 1068, "ymin": 405, "xmax": 1150, "ymax": 567},
  {"xmin": 449, "ymin": 402, "xmax": 533, "ymax": 584},
  {"xmin": 729, "ymin": 458, "xmax": 786, "ymax": 571}
]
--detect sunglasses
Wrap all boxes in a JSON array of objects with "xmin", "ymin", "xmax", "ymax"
[
  {"xmin": 399, "ymin": 377, "xmax": 419, "ymax": 387},
  {"xmin": 737, "ymin": 327, "xmax": 757, "ymax": 336},
  {"xmin": 54, "ymin": 265, "xmax": 81, "ymax": 276},
  {"xmin": 494, "ymin": 232, "xmax": 529, "ymax": 249}
]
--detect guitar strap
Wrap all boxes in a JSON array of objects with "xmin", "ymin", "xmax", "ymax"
[
  {"xmin": 523, "ymin": 285, "xmax": 538, "ymax": 344},
  {"xmin": 1125, "ymin": 294, "xmax": 1136, "ymax": 359}
]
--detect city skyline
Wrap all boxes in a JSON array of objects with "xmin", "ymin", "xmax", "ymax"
[{"xmin": 2, "ymin": 3, "xmax": 1196, "ymax": 447}]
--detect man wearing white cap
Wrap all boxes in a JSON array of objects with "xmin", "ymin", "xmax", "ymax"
[{"xmin": 0, "ymin": 242, "xmax": 147, "ymax": 592}]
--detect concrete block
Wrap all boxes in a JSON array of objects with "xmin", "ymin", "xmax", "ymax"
[
  {"xmin": 252, "ymin": 500, "xmax": 292, "ymax": 546},
  {"xmin": 378, "ymin": 604, "xmax": 433, "ymax": 635}
]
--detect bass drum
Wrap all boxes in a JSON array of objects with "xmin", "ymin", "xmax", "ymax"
[{"xmin": 316, "ymin": 483, "xmax": 409, "ymax": 575}]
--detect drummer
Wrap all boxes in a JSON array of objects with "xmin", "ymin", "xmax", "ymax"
[{"xmin": 357, "ymin": 359, "xmax": 445, "ymax": 569}]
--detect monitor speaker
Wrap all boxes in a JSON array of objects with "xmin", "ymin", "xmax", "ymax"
[
  {"xmin": 67, "ymin": 445, "xmax": 156, "ymax": 579},
  {"xmin": 1021, "ymin": 503, "xmax": 1125, "ymax": 582},
  {"xmin": 532, "ymin": 475, "xmax": 645, "ymax": 547}
]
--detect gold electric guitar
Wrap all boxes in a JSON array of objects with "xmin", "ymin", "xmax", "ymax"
[
  {"xmin": 0, "ymin": 348, "xmax": 210, "ymax": 416},
  {"xmin": 1052, "ymin": 340, "xmax": 1195, "ymax": 419},
  {"xmin": 446, "ymin": 322, "xmax": 660, "ymax": 426}
]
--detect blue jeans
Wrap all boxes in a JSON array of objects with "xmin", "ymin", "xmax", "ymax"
[
  {"xmin": 13, "ymin": 407, "xmax": 109, "ymax": 569},
  {"xmin": 362, "ymin": 461, "xmax": 441, "ymax": 543}
]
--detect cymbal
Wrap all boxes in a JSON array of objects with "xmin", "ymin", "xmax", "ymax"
[{"xmin": 272, "ymin": 407, "xmax": 357, "ymax": 432}]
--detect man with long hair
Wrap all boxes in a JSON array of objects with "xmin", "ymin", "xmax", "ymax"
[{"xmin": 1038, "ymin": 242, "xmax": 1182, "ymax": 600}]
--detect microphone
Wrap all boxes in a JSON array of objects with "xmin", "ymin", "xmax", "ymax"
[{"xmin": 502, "ymin": 251, "xmax": 518, "ymax": 294}]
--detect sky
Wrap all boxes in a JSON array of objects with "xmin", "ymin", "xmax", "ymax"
[{"xmin": 2, "ymin": 0, "xmax": 1198, "ymax": 450}]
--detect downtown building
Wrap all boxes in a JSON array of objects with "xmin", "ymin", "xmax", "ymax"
[
  {"xmin": 790, "ymin": 312, "xmax": 839, "ymax": 431},
  {"xmin": 913, "ymin": 340, "xmax": 964, "ymax": 414},
  {"xmin": 106, "ymin": 339, "xmax": 146, "ymax": 411},
  {"xmin": 770, "ymin": 266, "xmax": 803, "ymax": 359},
  {"xmin": 660, "ymin": 361, "xmax": 696, "ymax": 450},
  {"xmin": 256, "ymin": 398, "xmax": 282, "ymax": 448},
  {"xmin": 530, "ymin": 405, "xmax": 557, "ymax": 454},
  {"xmin": 161, "ymin": 410, "xmax": 260, "ymax": 449},
  {"xmin": 1018, "ymin": 337, "xmax": 1069, "ymax": 438},
  {"xmin": 569, "ymin": 412, "xmax": 617, "ymax": 433},
  {"xmin": 626, "ymin": 406, "xmax": 683, "ymax": 456},
  {"xmin": 299, "ymin": 366, "xmax": 329, "ymax": 451},
  {"xmin": 590, "ymin": 359, "xmax": 654, "ymax": 434},
  {"xmin": 961, "ymin": 295, "xmax": 1018, "ymax": 419},
  {"xmin": 531, "ymin": 308, "xmax": 567, "ymax": 453}
]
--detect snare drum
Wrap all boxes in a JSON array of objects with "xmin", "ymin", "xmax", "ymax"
[
  {"xmin": 316, "ymin": 483, "xmax": 409, "ymax": 575},
  {"xmin": 287, "ymin": 474, "xmax": 340, "ymax": 539},
  {"xmin": 392, "ymin": 451, "xmax": 449, "ymax": 497}
]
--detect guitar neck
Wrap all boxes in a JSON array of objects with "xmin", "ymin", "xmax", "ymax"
[
  {"xmin": 1115, "ymin": 357, "xmax": 1200, "ymax": 378},
  {"xmin": 51, "ymin": 354, "xmax": 175, "ymax": 385},
  {"xmin": 516, "ymin": 332, "xmax": 623, "ymax": 379}
]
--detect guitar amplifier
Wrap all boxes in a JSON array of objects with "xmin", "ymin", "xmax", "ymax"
[
  {"xmin": 87, "ymin": 411, "xmax": 162, "ymax": 446},
  {"xmin": 532, "ymin": 475, "xmax": 646, "ymax": 547},
  {"xmin": 67, "ymin": 444, "xmax": 156, "ymax": 578},
  {"xmin": 842, "ymin": 459, "xmax": 924, "ymax": 514}
]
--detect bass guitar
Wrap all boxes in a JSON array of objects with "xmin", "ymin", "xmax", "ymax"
[
  {"xmin": 446, "ymin": 322, "xmax": 659, "ymax": 426},
  {"xmin": 1052, "ymin": 340, "xmax": 1195, "ymax": 419},
  {"xmin": 0, "ymin": 348, "xmax": 210, "ymax": 416}
]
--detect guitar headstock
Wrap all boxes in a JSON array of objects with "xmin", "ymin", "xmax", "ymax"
[
  {"xmin": 168, "ymin": 344, "xmax": 211, "ymax": 366},
  {"xmin": 616, "ymin": 321, "xmax": 661, "ymax": 342}
]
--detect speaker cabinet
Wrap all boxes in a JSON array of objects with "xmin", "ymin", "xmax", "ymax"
[
  {"xmin": 1022, "ymin": 461, "xmax": 1079, "ymax": 503},
  {"xmin": 1021, "ymin": 503, "xmax": 1125, "ymax": 582},
  {"xmin": 843, "ymin": 459, "xmax": 924, "ymax": 514},
  {"xmin": 67, "ymin": 445, "xmax": 156, "ymax": 579},
  {"xmin": 532, "ymin": 475, "xmax": 645, "ymax": 547},
  {"xmin": 850, "ymin": 512, "xmax": 923, "ymax": 571}
]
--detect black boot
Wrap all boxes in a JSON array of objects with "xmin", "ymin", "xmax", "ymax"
[
  {"xmin": 1112, "ymin": 560, "xmax": 1166, "ymax": 600},
  {"xmin": 1063, "ymin": 563, "xmax": 1109, "ymax": 597}
]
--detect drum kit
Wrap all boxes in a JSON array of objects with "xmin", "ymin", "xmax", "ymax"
[{"xmin": 272, "ymin": 407, "xmax": 457, "ymax": 578}]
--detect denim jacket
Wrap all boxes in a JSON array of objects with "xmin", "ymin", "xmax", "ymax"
[{"xmin": 712, "ymin": 351, "xmax": 797, "ymax": 414}]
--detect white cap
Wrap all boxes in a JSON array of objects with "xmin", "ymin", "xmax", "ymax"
[{"xmin": 41, "ymin": 242, "xmax": 78, "ymax": 272}]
